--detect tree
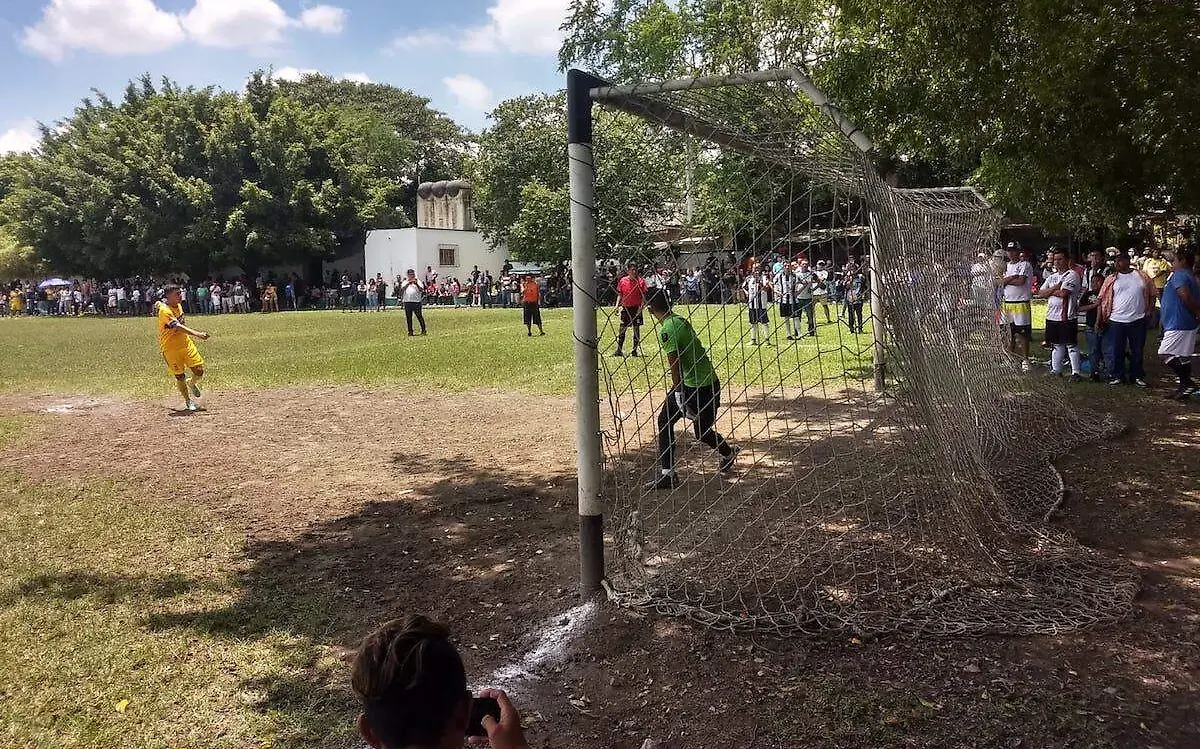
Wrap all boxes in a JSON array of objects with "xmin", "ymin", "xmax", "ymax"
[
  {"xmin": 1, "ymin": 74, "xmax": 416, "ymax": 278},
  {"xmin": 560, "ymin": 0, "xmax": 1200, "ymax": 231},
  {"xmin": 470, "ymin": 92, "xmax": 682, "ymax": 264},
  {"xmin": 270, "ymin": 71, "xmax": 470, "ymax": 212}
]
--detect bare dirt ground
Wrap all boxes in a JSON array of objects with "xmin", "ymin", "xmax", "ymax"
[{"xmin": 1, "ymin": 384, "xmax": 1197, "ymax": 748}]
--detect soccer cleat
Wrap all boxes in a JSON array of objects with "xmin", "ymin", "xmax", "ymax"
[
  {"xmin": 1069, "ymin": 374, "xmax": 1082, "ymax": 383},
  {"xmin": 1020, "ymin": 360, "xmax": 1032, "ymax": 373},
  {"xmin": 1108, "ymin": 378, "xmax": 1122, "ymax": 386},
  {"xmin": 630, "ymin": 350, "xmax": 640, "ymax": 357},
  {"xmin": 719, "ymin": 445, "xmax": 742, "ymax": 474},
  {"xmin": 185, "ymin": 400, "xmax": 198, "ymax": 412},
  {"xmin": 612, "ymin": 350, "xmax": 625, "ymax": 357},
  {"xmin": 1134, "ymin": 379, "xmax": 1149, "ymax": 389},
  {"xmin": 527, "ymin": 330, "xmax": 532, "ymax": 337},
  {"xmin": 643, "ymin": 473, "xmax": 679, "ymax": 491},
  {"xmin": 1165, "ymin": 385, "xmax": 1191, "ymax": 400},
  {"xmin": 187, "ymin": 379, "xmax": 201, "ymax": 399}
]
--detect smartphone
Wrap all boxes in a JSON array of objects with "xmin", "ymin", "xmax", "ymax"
[{"xmin": 467, "ymin": 697, "xmax": 501, "ymax": 737}]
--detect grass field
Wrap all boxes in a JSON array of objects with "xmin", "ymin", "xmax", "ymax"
[
  {"xmin": 2, "ymin": 303, "xmax": 1196, "ymax": 749},
  {"xmin": 0, "ymin": 305, "xmax": 875, "ymax": 398}
]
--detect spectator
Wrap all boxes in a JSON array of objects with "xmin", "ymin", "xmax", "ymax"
[
  {"xmin": 844, "ymin": 264, "xmax": 867, "ymax": 334},
  {"xmin": 375, "ymin": 273, "xmax": 388, "ymax": 311},
  {"xmin": 1079, "ymin": 272, "xmax": 1105, "ymax": 381},
  {"xmin": 400, "ymin": 269, "xmax": 427, "ymax": 336},
  {"xmin": 999, "ymin": 242, "xmax": 1035, "ymax": 370},
  {"xmin": 773, "ymin": 261, "xmax": 800, "ymax": 339},
  {"xmin": 743, "ymin": 264, "xmax": 772, "ymax": 345},
  {"xmin": 1037, "ymin": 248, "xmax": 1083, "ymax": 381},
  {"xmin": 351, "ymin": 616, "xmax": 529, "ymax": 749},
  {"xmin": 1158, "ymin": 248, "xmax": 1200, "ymax": 400},
  {"xmin": 1098, "ymin": 251, "xmax": 1155, "ymax": 387},
  {"xmin": 339, "ymin": 275, "xmax": 353, "ymax": 313}
]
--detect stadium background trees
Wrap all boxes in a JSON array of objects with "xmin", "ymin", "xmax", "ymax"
[
  {"xmin": 559, "ymin": 0, "xmax": 1200, "ymax": 232},
  {"xmin": 0, "ymin": 72, "xmax": 465, "ymax": 279}
]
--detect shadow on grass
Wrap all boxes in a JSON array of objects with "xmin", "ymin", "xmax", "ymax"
[
  {"xmin": 1, "ymin": 570, "xmax": 198, "ymax": 606},
  {"xmin": 141, "ymin": 453, "xmax": 579, "ymax": 747},
  {"xmin": 117, "ymin": 389, "xmax": 1200, "ymax": 747}
]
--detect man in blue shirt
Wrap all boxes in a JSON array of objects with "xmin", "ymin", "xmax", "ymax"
[{"xmin": 1158, "ymin": 248, "xmax": 1200, "ymax": 400}]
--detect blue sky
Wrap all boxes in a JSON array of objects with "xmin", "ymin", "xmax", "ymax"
[{"xmin": 0, "ymin": 0, "xmax": 571, "ymax": 153}]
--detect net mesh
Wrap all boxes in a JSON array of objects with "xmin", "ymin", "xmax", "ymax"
[{"xmin": 579, "ymin": 70, "xmax": 1138, "ymax": 636}]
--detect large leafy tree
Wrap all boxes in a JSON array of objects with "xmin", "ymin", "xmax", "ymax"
[
  {"xmin": 560, "ymin": 0, "xmax": 1200, "ymax": 230},
  {"xmin": 271, "ymin": 71, "xmax": 470, "ymax": 210},
  {"xmin": 469, "ymin": 92, "xmax": 682, "ymax": 264},
  {"xmin": 1, "ymin": 74, "xmax": 416, "ymax": 278}
]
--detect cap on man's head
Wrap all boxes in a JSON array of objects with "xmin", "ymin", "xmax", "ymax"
[
  {"xmin": 1106, "ymin": 247, "xmax": 1120, "ymax": 257},
  {"xmin": 1005, "ymin": 241, "xmax": 1021, "ymax": 250}
]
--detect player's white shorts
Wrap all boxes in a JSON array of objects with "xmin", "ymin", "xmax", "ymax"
[
  {"xmin": 1000, "ymin": 300, "xmax": 1031, "ymax": 327},
  {"xmin": 1158, "ymin": 328, "xmax": 1198, "ymax": 358}
]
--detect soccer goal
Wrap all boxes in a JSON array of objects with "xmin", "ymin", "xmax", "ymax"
[{"xmin": 567, "ymin": 68, "xmax": 1138, "ymax": 636}]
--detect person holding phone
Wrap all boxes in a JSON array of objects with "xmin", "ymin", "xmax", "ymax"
[{"xmin": 352, "ymin": 615, "xmax": 529, "ymax": 749}]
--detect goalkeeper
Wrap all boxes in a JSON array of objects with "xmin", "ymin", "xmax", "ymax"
[{"xmin": 644, "ymin": 288, "xmax": 740, "ymax": 491}]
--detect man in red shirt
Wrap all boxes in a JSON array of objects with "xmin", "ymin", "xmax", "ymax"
[{"xmin": 614, "ymin": 263, "xmax": 648, "ymax": 357}]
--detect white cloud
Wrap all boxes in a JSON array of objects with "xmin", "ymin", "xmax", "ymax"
[
  {"xmin": 464, "ymin": 0, "xmax": 569, "ymax": 55},
  {"xmin": 443, "ymin": 73, "xmax": 493, "ymax": 112},
  {"xmin": 181, "ymin": 0, "xmax": 290, "ymax": 51},
  {"xmin": 0, "ymin": 120, "xmax": 40, "ymax": 154},
  {"xmin": 298, "ymin": 4, "xmax": 346, "ymax": 33},
  {"xmin": 20, "ymin": 0, "xmax": 349, "ymax": 60},
  {"xmin": 386, "ymin": 0, "xmax": 568, "ymax": 58},
  {"xmin": 387, "ymin": 30, "xmax": 453, "ymax": 53},
  {"xmin": 340, "ymin": 72, "xmax": 372, "ymax": 84},
  {"xmin": 19, "ymin": 0, "xmax": 186, "ymax": 61},
  {"xmin": 273, "ymin": 66, "xmax": 320, "ymax": 82}
]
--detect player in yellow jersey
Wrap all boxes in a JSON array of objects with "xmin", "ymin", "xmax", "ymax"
[{"xmin": 155, "ymin": 285, "xmax": 210, "ymax": 411}]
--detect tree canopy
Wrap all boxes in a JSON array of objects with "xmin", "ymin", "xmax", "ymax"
[
  {"xmin": 559, "ymin": 0, "xmax": 1200, "ymax": 231},
  {"xmin": 0, "ymin": 72, "xmax": 463, "ymax": 278}
]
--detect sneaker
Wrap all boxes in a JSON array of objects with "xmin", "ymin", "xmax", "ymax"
[
  {"xmin": 1089, "ymin": 373, "xmax": 1102, "ymax": 383},
  {"xmin": 527, "ymin": 330, "xmax": 532, "ymax": 337},
  {"xmin": 185, "ymin": 400, "xmax": 198, "ymax": 412},
  {"xmin": 1069, "ymin": 374, "xmax": 1082, "ymax": 383},
  {"xmin": 719, "ymin": 445, "xmax": 742, "ymax": 474},
  {"xmin": 612, "ymin": 350, "xmax": 625, "ymax": 357},
  {"xmin": 643, "ymin": 473, "xmax": 679, "ymax": 491},
  {"xmin": 1108, "ymin": 378, "xmax": 1122, "ymax": 386},
  {"xmin": 1134, "ymin": 379, "xmax": 1149, "ymax": 389},
  {"xmin": 1020, "ymin": 360, "xmax": 1032, "ymax": 373},
  {"xmin": 187, "ymin": 379, "xmax": 201, "ymax": 399},
  {"xmin": 630, "ymin": 350, "xmax": 640, "ymax": 357},
  {"xmin": 1165, "ymin": 385, "xmax": 1190, "ymax": 400}
]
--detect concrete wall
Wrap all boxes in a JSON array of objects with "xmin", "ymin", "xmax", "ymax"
[{"xmin": 365, "ymin": 228, "xmax": 507, "ymax": 283}]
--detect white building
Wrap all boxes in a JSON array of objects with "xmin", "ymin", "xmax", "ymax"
[{"xmin": 365, "ymin": 179, "xmax": 507, "ymax": 283}]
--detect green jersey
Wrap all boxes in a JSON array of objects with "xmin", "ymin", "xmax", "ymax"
[{"xmin": 659, "ymin": 313, "xmax": 717, "ymax": 387}]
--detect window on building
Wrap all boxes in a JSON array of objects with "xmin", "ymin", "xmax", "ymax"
[{"xmin": 438, "ymin": 244, "xmax": 458, "ymax": 267}]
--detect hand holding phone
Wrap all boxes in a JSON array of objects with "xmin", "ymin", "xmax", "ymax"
[
  {"xmin": 466, "ymin": 697, "xmax": 501, "ymax": 737},
  {"xmin": 466, "ymin": 689, "xmax": 529, "ymax": 749}
]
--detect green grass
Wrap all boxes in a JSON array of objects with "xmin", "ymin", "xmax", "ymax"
[
  {"xmin": 0, "ymin": 306, "xmax": 875, "ymax": 397},
  {"xmin": 0, "ymin": 472, "xmax": 354, "ymax": 749}
]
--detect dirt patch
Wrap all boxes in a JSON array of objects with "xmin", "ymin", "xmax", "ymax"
[{"xmin": 2, "ymin": 384, "xmax": 1198, "ymax": 748}]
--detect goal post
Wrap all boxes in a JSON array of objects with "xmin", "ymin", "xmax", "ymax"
[
  {"xmin": 568, "ymin": 68, "xmax": 606, "ymax": 595},
  {"xmin": 569, "ymin": 67, "xmax": 1137, "ymax": 636}
]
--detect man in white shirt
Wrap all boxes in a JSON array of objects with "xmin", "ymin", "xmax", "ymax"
[
  {"xmin": 742, "ymin": 268, "xmax": 772, "ymax": 345},
  {"xmin": 999, "ymin": 242, "xmax": 1035, "ymax": 369},
  {"xmin": 1037, "ymin": 249, "xmax": 1083, "ymax": 380},
  {"xmin": 1098, "ymin": 252, "xmax": 1155, "ymax": 387},
  {"xmin": 399, "ymin": 268, "xmax": 427, "ymax": 335}
]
